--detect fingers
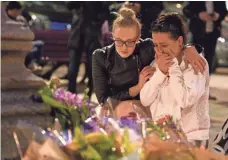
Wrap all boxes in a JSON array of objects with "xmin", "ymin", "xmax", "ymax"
[
  {"xmin": 167, "ymin": 49, "xmax": 175, "ymax": 58},
  {"xmin": 196, "ymin": 60, "xmax": 204, "ymax": 73},
  {"xmin": 145, "ymin": 74, "xmax": 152, "ymax": 80},
  {"xmin": 199, "ymin": 57, "xmax": 206, "ymax": 70},
  {"xmin": 141, "ymin": 70, "xmax": 154, "ymax": 78},
  {"xmin": 193, "ymin": 66, "xmax": 198, "ymax": 75},
  {"xmin": 141, "ymin": 66, "xmax": 156, "ymax": 74},
  {"xmin": 141, "ymin": 66, "xmax": 151, "ymax": 73},
  {"xmin": 142, "ymin": 66, "xmax": 156, "ymax": 73},
  {"xmin": 142, "ymin": 74, "xmax": 152, "ymax": 81},
  {"xmin": 154, "ymin": 47, "xmax": 161, "ymax": 56},
  {"xmin": 192, "ymin": 60, "xmax": 204, "ymax": 74}
]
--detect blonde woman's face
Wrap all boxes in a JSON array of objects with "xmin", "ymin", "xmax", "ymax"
[{"xmin": 112, "ymin": 26, "xmax": 139, "ymax": 58}]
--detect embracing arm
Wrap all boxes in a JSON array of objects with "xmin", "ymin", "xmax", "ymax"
[
  {"xmin": 110, "ymin": 86, "xmax": 139, "ymax": 101},
  {"xmin": 168, "ymin": 58, "xmax": 208, "ymax": 108}
]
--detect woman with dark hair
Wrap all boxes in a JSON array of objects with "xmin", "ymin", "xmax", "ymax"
[
  {"xmin": 92, "ymin": 7, "xmax": 206, "ymax": 118},
  {"xmin": 140, "ymin": 13, "xmax": 210, "ymax": 148}
]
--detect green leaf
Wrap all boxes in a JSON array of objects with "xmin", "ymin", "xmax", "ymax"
[
  {"xmin": 83, "ymin": 88, "xmax": 89, "ymax": 102},
  {"xmin": 55, "ymin": 112, "xmax": 68, "ymax": 130},
  {"xmin": 40, "ymin": 94, "xmax": 68, "ymax": 115},
  {"xmin": 80, "ymin": 105, "xmax": 90, "ymax": 122},
  {"xmin": 70, "ymin": 109, "xmax": 80, "ymax": 128},
  {"xmin": 122, "ymin": 129, "xmax": 135, "ymax": 155},
  {"xmin": 38, "ymin": 86, "xmax": 53, "ymax": 97},
  {"xmin": 80, "ymin": 145, "xmax": 102, "ymax": 160},
  {"xmin": 74, "ymin": 127, "xmax": 86, "ymax": 146},
  {"xmin": 107, "ymin": 155, "xmax": 119, "ymax": 160}
]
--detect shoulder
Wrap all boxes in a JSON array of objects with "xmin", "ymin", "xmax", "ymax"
[
  {"xmin": 93, "ymin": 44, "xmax": 114, "ymax": 63},
  {"xmin": 138, "ymin": 38, "xmax": 154, "ymax": 58},
  {"xmin": 137, "ymin": 38, "xmax": 155, "ymax": 61},
  {"xmin": 138, "ymin": 38, "xmax": 154, "ymax": 48},
  {"xmin": 93, "ymin": 48, "xmax": 106, "ymax": 57}
]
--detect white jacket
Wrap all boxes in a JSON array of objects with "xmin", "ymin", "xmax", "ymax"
[{"xmin": 140, "ymin": 55, "xmax": 210, "ymax": 141}]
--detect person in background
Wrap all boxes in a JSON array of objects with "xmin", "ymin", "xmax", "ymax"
[
  {"xmin": 5, "ymin": 1, "xmax": 44, "ymax": 73},
  {"xmin": 92, "ymin": 7, "xmax": 206, "ymax": 118},
  {"xmin": 67, "ymin": 2, "xmax": 110, "ymax": 98},
  {"xmin": 122, "ymin": 1, "xmax": 164, "ymax": 39},
  {"xmin": 5, "ymin": 1, "xmax": 22, "ymax": 21},
  {"xmin": 183, "ymin": 2, "xmax": 227, "ymax": 99},
  {"xmin": 211, "ymin": 118, "xmax": 228, "ymax": 155},
  {"xmin": 140, "ymin": 13, "xmax": 210, "ymax": 148}
]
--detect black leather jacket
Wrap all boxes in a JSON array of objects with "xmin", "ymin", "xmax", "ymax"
[{"xmin": 92, "ymin": 38, "xmax": 155, "ymax": 104}]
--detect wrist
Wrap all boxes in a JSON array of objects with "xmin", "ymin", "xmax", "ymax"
[
  {"xmin": 136, "ymin": 83, "xmax": 143, "ymax": 91},
  {"xmin": 184, "ymin": 43, "xmax": 203, "ymax": 55},
  {"xmin": 184, "ymin": 43, "xmax": 196, "ymax": 50}
]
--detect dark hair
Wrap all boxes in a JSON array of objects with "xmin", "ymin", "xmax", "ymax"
[
  {"xmin": 151, "ymin": 13, "xmax": 187, "ymax": 44},
  {"xmin": 6, "ymin": 1, "xmax": 22, "ymax": 11}
]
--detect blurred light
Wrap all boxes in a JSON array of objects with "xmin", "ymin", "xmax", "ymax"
[
  {"xmin": 67, "ymin": 24, "xmax": 71, "ymax": 30},
  {"xmin": 32, "ymin": 15, "xmax": 37, "ymax": 20},
  {"xmin": 226, "ymin": 1, "xmax": 228, "ymax": 11},
  {"xmin": 218, "ymin": 37, "xmax": 225, "ymax": 43},
  {"xmin": 176, "ymin": 4, "xmax": 182, "ymax": 9}
]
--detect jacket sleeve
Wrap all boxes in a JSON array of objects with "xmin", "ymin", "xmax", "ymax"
[
  {"xmin": 92, "ymin": 49, "xmax": 110, "ymax": 104},
  {"xmin": 110, "ymin": 89, "xmax": 133, "ymax": 101},
  {"xmin": 140, "ymin": 66, "xmax": 167, "ymax": 107},
  {"xmin": 168, "ymin": 58, "xmax": 208, "ymax": 109}
]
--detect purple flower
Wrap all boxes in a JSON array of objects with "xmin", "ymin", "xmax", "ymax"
[
  {"xmin": 65, "ymin": 91, "xmax": 76, "ymax": 104},
  {"xmin": 53, "ymin": 88, "xmax": 65, "ymax": 101},
  {"xmin": 119, "ymin": 117, "xmax": 136, "ymax": 129},
  {"xmin": 72, "ymin": 95, "xmax": 83, "ymax": 106},
  {"xmin": 53, "ymin": 88, "xmax": 83, "ymax": 107},
  {"xmin": 63, "ymin": 91, "xmax": 81, "ymax": 106},
  {"xmin": 83, "ymin": 119, "xmax": 100, "ymax": 133}
]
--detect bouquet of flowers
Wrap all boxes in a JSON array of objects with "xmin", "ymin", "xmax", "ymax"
[
  {"xmin": 22, "ymin": 120, "xmax": 140, "ymax": 160},
  {"xmin": 145, "ymin": 115, "xmax": 189, "ymax": 145},
  {"xmin": 38, "ymin": 78, "xmax": 92, "ymax": 131},
  {"xmin": 118, "ymin": 113, "xmax": 188, "ymax": 145}
]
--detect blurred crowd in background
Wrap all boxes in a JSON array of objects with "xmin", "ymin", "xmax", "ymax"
[{"xmin": 2, "ymin": 1, "xmax": 228, "ymax": 97}]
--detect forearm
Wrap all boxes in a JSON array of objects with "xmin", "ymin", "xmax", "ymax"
[
  {"xmin": 110, "ymin": 89, "xmax": 133, "ymax": 101},
  {"xmin": 129, "ymin": 84, "xmax": 141, "ymax": 97}
]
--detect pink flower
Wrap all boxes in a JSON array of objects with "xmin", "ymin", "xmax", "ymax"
[
  {"xmin": 65, "ymin": 91, "xmax": 82, "ymax": 106},
  {"xmin": 53, "ymin": 88, "xmax": 83, "ymax": 106},
  {"xmin": 53, "ymin": 88, "xmax": 65, "ymax": 101},
  {"xmin": 72, "ymin": 95, "xmax": 83, "ymax": 106}
]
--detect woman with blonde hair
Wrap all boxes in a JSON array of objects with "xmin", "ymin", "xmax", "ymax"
[{"xmin": 92, "ymin": 7, "xmax": 206, "ymax": 119}]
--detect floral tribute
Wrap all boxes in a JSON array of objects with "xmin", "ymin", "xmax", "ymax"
[
  {"xmin": 19, "ymin": 78, "xmax": 228, "ymax": 160},
  {"xmin": 38, "ymin": 78, "xmax": 91, "ymax": 130}
]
